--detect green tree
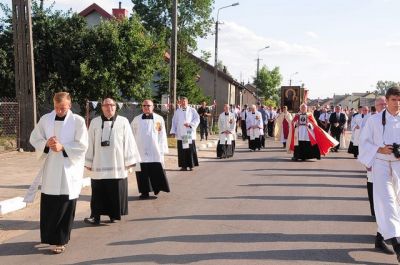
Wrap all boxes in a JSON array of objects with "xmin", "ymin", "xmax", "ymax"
[
  {"xmin": 155, "ymin": 51, "xmax": 208, "ymax": 104},
  {"xmin": 0, "ymin": 3, "xmax": 15, "ymax": 98},
  {"xmin": 375, "ymin": 80, "xmax": 399, "ymax": 96},
  {"xmin": 0, "ymin": 1, "xmax": 88, "ymax": 102},
  {"xmin": 253, "ymin": 66, "xmax": 282, "ymax": 105},
  {"xmin": 132, "ymin": 0, "xmax": 214, "ymax": 103},
  {"xmin": 78, "ymin": 16, "xmax": 165, "ymax": 105},
  {"xmin": 0, "ymin": 1, "xmax": 166, "ymax": 109},
  {"xmin": 131, "ymin": 0, "xmax": 213, "ymax": 50}
]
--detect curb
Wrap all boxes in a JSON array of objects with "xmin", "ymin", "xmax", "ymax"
[{"xmin": 0, "ymin": 177, "xmax": 92, "ymax": 216}]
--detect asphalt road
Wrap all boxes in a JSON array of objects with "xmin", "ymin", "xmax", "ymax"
[{"xmin": 0, "ymin": 138, "xmax": 397, "ymax": 265}]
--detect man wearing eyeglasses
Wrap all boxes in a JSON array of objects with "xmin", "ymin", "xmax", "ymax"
[
  {"xmin": 84, "ymin": 97, "xmax": 141, "ymax": 225},
  {"xmin": 170, "ymin": 97, "xmax": 200, "ymax": 171},
  {"xmin": 131, "ymin": 99, "xmax": 170, "ymax": 199}
]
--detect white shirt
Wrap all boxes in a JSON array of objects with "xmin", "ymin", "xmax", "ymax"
[
  {"xmin": 319, "ymin": 112, "xmax": 329, "ymax": 122},
  {"xmin": 85, "ymin": 116, "xmax": 141, "ymax": 179},
  {"xmin": 30, "ymin": 110, "xmax": 88, "ymax": 199},
  {"xmin": 170, "ymin": 107, "xmax": 200, "ymax": 140},
  {"xmin": 359, "ymin": 110, "xmax": 400, "ymax": 167},
  {"xmin": 218, "ymin": 112, "xmax": 236, "ymax": 143},
  {"xmin": 131, "ymin": 113, "xmax": 169, "ymax": 165}
]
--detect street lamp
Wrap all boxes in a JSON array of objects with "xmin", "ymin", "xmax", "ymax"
[
  {"xmin": 256, "ymin": 45, "xmax": 270, "ymax": 97},
  {"xmin": 213, "ymin": 2, "xmax": 239, "ymax": 110},
  {"xmin": 289, "ymin": 72, "xmax": 298, "ymax": 86}
]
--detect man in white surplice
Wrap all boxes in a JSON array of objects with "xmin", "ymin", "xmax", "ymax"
[
  {"xmin": 358, "ymin": 87, "xmax": 400, "ymax": 262},
  {"xmin": 131, "ymin": 99, "xmax": 170, "ymax": 199},
  {"xmin": 170, "ymin": 97, "xmax": 200, "ymax": 171},
  {"xmin": 358, "ymin": 97, "xmax": 394, "ymax": 255},
  {"xmin": 348, "ymin": 106, "xmax": 368, "ymax": 158},
  {"xmin": 84, "ymin": 98, "xmax": 141, "ymax": 225},
  {"xmin": 29, "ymin": 92, "xmax": 88, "ymax": 254},
  {"xmin": 217, "ymin": 104, "xmax": 236, "ymax": 159},
  {"xmin": 246, "ymin": 104, "xmax": 263, "ymax": 151}
]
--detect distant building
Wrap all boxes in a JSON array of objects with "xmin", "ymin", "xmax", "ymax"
[
  {"xmin": 188, "ymin": 53, "xmax": 250, "ymax": 113},
  {"xmin": 242, "ymin": 83, "xmax": 258, "ymax": 107},
  {"xmin": 78, "ymin": 3, "xmax": 128, "ymax": 27}
]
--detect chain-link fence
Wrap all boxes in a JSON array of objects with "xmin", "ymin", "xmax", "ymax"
[{"xmin": 0, "ymin": 98, "xmax": 19, "ymax": 153}]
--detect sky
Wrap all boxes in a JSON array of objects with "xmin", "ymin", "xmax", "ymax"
[{"xmin": 2, "ymin": 0, "xmax": 400, "ymax": 99}]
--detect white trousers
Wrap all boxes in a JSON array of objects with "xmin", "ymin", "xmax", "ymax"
[{"xmin": 373, "ymin": 158, "xmax": 400, "ymax": 239}]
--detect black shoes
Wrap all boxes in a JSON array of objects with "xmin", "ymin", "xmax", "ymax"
[
  {"xmin": 84, "ymin": 216, "xmax": 100, "ymax": 225},
  {"xmin": 139, "ymin": 193, "xmax": 150, "ymax": 199},
  {"xmin": 375, "ymin": 233, "xmax": 395, "ymax": 254}
]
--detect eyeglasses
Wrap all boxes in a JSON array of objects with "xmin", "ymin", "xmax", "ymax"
[{"xmin": 143, "ymin": 105, "xmax": 153, "ymax": 107}]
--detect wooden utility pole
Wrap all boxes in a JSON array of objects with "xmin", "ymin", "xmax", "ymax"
[
  {"xmin": 12, "ymin": 0, "xmax": 37, "ymax": 151},
  {"xmin": 168, "ymin": 0, "xmax": 178, "ymax": 134}
]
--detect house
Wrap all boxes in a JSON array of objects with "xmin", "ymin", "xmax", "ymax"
[
  {"xmin": 78, "ymin": 3, "xmax": 128, "ymax": 27},
  {"xmin": 242, "ymin": 83, "xmax": 258, "ymax": 107},
  {"xmin": 352, "ymin": 92, "xmax": 376, "ymax": 108},
  {"xmin": 188, "ymin": 54, "xmax": 252, "ymax": 113},
  {"xmin": 334, "ymin": 92, "xmax": 376, "ymax": 109}
]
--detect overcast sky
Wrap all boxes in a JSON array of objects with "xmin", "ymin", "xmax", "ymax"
[{"xmin": 2, "ymin": 0, "xmax": 400, "ymax": 99}]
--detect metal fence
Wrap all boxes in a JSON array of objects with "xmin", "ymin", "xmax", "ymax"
[{"xmin": 0, "ymin": 98, "xmax": 19, "ymax": 153}]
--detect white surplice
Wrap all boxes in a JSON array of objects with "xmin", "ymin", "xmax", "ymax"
[
  {"xmin": 358, "ymin": 110, "xmax": 400, "ymax": 239},
  {"xmin": 246, "ymin": 111, "xmax": 263, "ymax": 140},
  {"xmin": 351, "ymin": 113, "xmax": 363, "ymax": 146},
  {"xmin": 274, "ymin": 112, "xmax": 293, "ymax": 143},
  {"xmin": 170, "ymin": 107, "xmax": 200, "ymax": 146},
  {"xmin": 29, "ymin": 110, "xmax": 88, "ymax": 200},
  {"xmin": 85, "ymin": 116, "xmax": 141, "ymax": 180},
  {"xmin": 297, "ymin": 114, "xmax": 311, "ymax": 141},
  {"xmin": 131, "ymin": 113, "xmax": 169, "ymax": 168},
  {"xmin": 218, "ymin": 112, "xmax": 236, "ymax": 145}
]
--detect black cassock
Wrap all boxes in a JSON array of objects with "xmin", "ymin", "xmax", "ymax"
[
  {"xmin": 90, "ymin": 178, "xmax": 128, "ymax": 220},
  {"xmin": 40, "ymin": 193, "xmax": 77, "ymax": 245},
  {"xmin": 177, "ymin": 140, "xmax": 199, "ymax": 169},
  {"xmin": 136, "ymin": 162, "xmax": 170, "ymax": 195},
  {"xmin": 217, "ymin": 140, "xmax": 235, "ymax": 158},
  {"xmin": 248, "ymin": 136, "xmax": 262, "ymax": 150},
  {"xmin": 293, "ymin": 141, "xmax": 321, "ymax": 160}
]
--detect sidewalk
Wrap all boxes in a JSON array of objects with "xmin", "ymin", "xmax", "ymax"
[{"xmin": 0, "ymin": 135, "xmax": 222, "ymax": 215}]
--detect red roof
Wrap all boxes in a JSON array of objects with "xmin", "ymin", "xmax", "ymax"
[{"xmin": 78, "ymin": 3, "xmax": 112, "ymax": 19}]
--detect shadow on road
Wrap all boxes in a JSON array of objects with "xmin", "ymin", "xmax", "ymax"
[
  {"xmin": 0, "ymin": 220, "xmax": 39, "ymax": 231},
  {"xmin": 130, "ymin": 213, "xmax": 374, "ymax": 222},
  {"xmin": 64, "ymin": 248, "xmax": 384, "ymax": 265},
  {"xmin": 108, "ymin": 232, "xmax": 375, "ymax": 245},
  {"xmin": 239, "ymin": 183, "xmax": 365, "ymax": 189},
  {"xmin": 206, "ymin": 195, "xmax": 367, "ymax": 201},
  {"xmin": 245, "ymin": 168, "xmax": 365, "ymax": 173},
  {"xmin": 0, "ymin": 241, "xmax": 51, "ymax": 256},
  {"xmin": 0, "ymin": 185, "xmax": 30, "ymax": 189},
  {"xmin": 251, "ymin": 173, "xmax": 365, "ymax": 179}
]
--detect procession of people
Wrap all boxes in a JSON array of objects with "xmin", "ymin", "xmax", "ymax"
[{"xmin": 25, "ymin": 89, "xmax": 400, "ymax": 264}]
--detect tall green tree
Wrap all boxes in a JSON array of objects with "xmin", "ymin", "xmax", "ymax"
[
  {"xmin": 131, "ymin": 0, "xmax": 213, "ymax": 50},
  {"xmin": 155, "ymin": 51, "xmax": 208, "ymax": 104},
  {"xmin": 0, "ymin": 3, "xmax": 15, "ymax": 98},
  {"xmin": 253, "ymin": 66, "xmax": 282, "ymax": 105},
  {"xmin": 0, "ymin": 1, "xmax": 165, "ymax": 109},
  {"xmin": 375, "ymin": 80, "xmax": 399, "ymax": 96},
  {"xmin": 79, "ymin": 16, "xmax": 165, "ymax": 105},
  {"xmin": 132, "ymin": 0, "xmax": 214, "ymax": 103},
  {"xmin": 0, "ymin": 1, "xmax": 88, "ymax": 102}
]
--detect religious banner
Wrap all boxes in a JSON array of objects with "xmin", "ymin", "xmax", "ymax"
[{"xmin": 280, "ymin": 86, "xmax": 304, "ymax": 113}]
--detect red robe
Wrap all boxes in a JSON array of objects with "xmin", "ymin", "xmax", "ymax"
[{"xmin": 288, "ymin": 113, "xmax": 338, "ymax": 155}]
